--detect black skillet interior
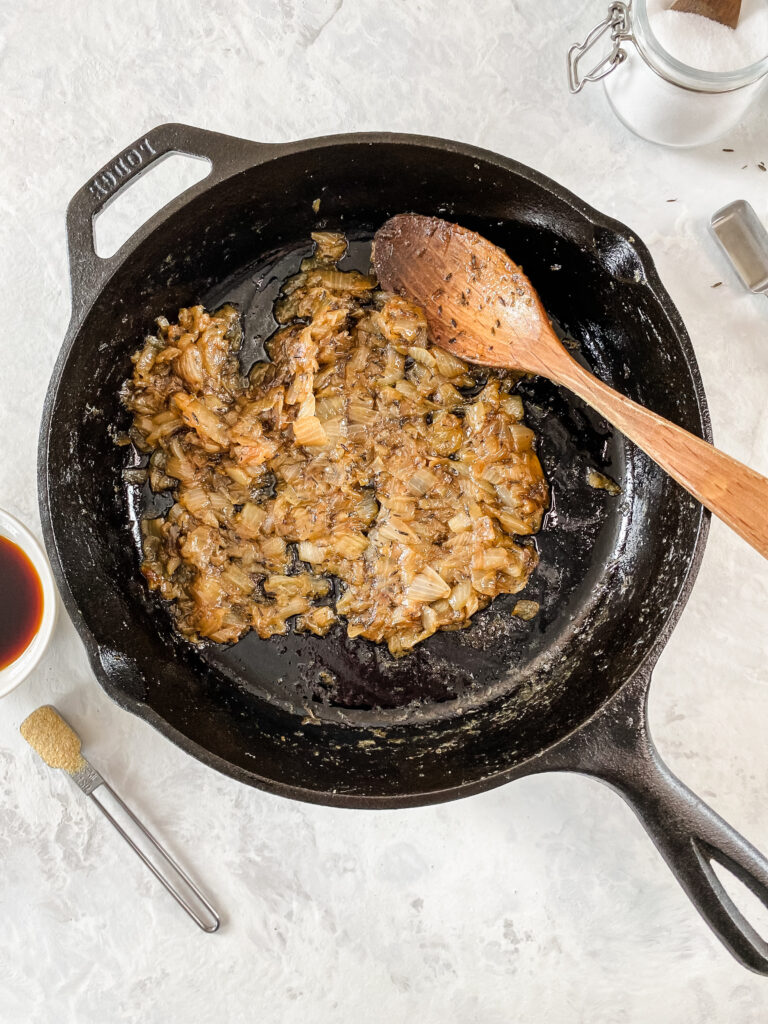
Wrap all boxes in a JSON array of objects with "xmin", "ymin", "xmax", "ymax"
[{"xmin": 41, "ymin": 137, "xmax": 707, "ymax": 804}]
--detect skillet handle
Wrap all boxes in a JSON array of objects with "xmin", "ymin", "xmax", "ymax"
[
  {"xmin": 541, "ymin": 671, "xmax": 768, "ymax": 973},
  {"xmin": 66, "ymin": 122, "xmax": 269, "ymax": 319}
]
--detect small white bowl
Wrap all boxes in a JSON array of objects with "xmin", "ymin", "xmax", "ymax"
[{"xmin": 0, "ymin": 508, "xmax": 57, "ymax": 698}]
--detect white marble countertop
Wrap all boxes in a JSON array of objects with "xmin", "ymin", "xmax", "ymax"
[{"xmin": 2, "ymin": 1, "xmax": 768, "ymax": 1021}]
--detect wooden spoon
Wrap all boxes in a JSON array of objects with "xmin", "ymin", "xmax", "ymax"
[
  {"xmin": 373, "ymin": 214, "xmax": 768, "ymax": 560},
  {"xmin": 670, "ymin": 0, "xmax": 741, "ymax": 30}
]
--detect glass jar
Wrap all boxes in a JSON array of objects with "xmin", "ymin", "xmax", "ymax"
[{"xmin": 568, "ymin": 0, "xmax": 768, "ymax": 147}]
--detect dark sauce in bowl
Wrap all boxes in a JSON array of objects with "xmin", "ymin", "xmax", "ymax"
[{"xmin": 0, "ymin": 536, "xmax": 44, "ymax": 670}]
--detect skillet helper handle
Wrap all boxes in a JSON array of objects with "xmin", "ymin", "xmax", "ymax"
[
  {"xmin": 549, "ymin": 672, "xmax": 768, "ymax": 973},
  {"xmin": 554, "ymin": 355, "xmax": 768, "ymax": 560},
  {"xmin": 65, "ymin": 122, "xmax": 267, "ymax": 318}
]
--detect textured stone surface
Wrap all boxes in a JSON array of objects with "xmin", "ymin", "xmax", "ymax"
[{"xmin": 1, "ymin": 1, "xmax": 768, "ymax": 1021}]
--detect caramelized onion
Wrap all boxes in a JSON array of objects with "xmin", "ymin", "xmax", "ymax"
[{"xmin": 121, "ymin": 233, "xmax": 549, "ymax": 656}]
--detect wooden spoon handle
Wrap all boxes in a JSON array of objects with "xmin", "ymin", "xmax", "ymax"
[{"xmin": 555, "ymin": 356, "xmax": 768, "ymax": 558}]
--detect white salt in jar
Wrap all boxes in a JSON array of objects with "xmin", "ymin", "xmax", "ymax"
[{"xmin": 569, "ymin": 0, "xmax": 768, "ymax": 147}]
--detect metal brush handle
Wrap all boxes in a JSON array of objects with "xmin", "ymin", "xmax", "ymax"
[{"xmin": 72, "ymin": 761, "xmax": 220, "ymax": 933}]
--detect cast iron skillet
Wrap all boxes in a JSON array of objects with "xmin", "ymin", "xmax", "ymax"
[{"xmin": 39, "ymin": 123, "xmax": 768, "ymax": 971}]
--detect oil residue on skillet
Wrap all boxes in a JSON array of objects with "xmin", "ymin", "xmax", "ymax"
[{"xmin": 123, "ymin": 233, "xmax": 625, "ymax": 719}]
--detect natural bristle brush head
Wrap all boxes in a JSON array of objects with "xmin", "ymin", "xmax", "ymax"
[{"xmin": 20, "ymin": 705, "xmax": 86, "ymax": 774}]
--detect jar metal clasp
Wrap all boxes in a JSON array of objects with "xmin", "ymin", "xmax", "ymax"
[{"xmin": 568, "ymin": 2, "xmax": 634, "ymax": 94}]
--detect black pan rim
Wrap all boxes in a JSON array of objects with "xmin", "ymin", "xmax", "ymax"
[{"xmin": 38, "ymin": 126, "xmax": 712, "ymax": 806}]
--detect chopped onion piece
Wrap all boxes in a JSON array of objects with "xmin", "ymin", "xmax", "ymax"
[
  {"xmin": 296, "ymin": 393, "xmax": 316, "ymax": 419},
  {"xmin": 380, "ymin": 495, "xmax": 416, "ymax": 517},
  {"xmin": 235, "ymin": 502, "xmax": 266, "ymax": 539},
  {"xmin": 465, "ymin": 401, "xmax": 486, "ymax": 431},
  {"xmin": 331, "ymin": 531, "xmax": 369, "ymax": 559},
  {"xmin": 478, "ymin": 547, "xmax": 510, "ymax": 570},
  {"xmin": 395, "ymin": 379, "xmax": 422, "ymax": 402},
  {"xmin": 407, "ymin": 467, "xmax": 438, "ymax": 496},
  {"xmin": 422, "ymin": 605, "xmax": 439, "ymax": 632},
  {"xmin": 296, "ymin": 606, "xmax": 335, "ymax": 635},
  {"xmin": 380, "ymin": 348, "xmax": 405, "ymax": 385},
  {"xmin": 293, "ymin": 415, "xmax": 328, "ymax": 446},
  {"xmin": 356, "ymin": 494, "xmax": 379, "ymax": 525},
  {"xmin": 408, "ymin": 566, "xmax": 451, "ymax": 602},
  {"xmin": 588, "ymin": 470, "xmax": 621, "ymax": 495},
  {"xmin": 512, "ymin": 600, "xmax": 539, "ymax": 621},
  {"xmin": 173, "ymin": 393, "xmax": 228, "ymax": 446},
  {"xmin": 449, "ymin": 580, "xmax": 473, "ymax": 611},
  {"xmin": 322, "ymin": 417, "xmax": 344, "ymax": 445},
  {"xmin": 448, "ymin": 511, "xmax": 471, "ymax": 533},
  {"xmin": 507, "ymin": 423, "xmax": 535, "ymax": 451},
  {"xmin": 348, "ymin": 400, "xmax": 378, "ymax": 426},
  {"xmin": 496, "ymin": 510, "xmax": 533, "ymax": 535},
  {"xmin": 260, "ymin": 536, "xmax": 287, "ymax": 559},
  {"xmin": 310, "ymin": 231, "xmax": 348, "ymax": 263},
  {"xmin": 224, "ymin": 464, "xmax": 251, "ymax": 487},
  {"xmin": 311, "ymin": 268, "xmax": 376, "ymax": 291},
  {"xmin": 221, "ymin": 562, "xmax": 254, "ymax": 594},
  {"xmin": 315, "ymin": 395, "xmax": 344, "ymax": 420},
  {"xmin": 279, "ymin": 461, "xmax": 304, "ymax": 483},
  {"xmin": 408, "ymin": 347, "xmax": 436, "ymax": 368},
  {"xmin": 298, "ymin": 540, "xmax": 326, "ymax": 563},
  {"xmin": 495, "ymin": 483, "xmax": 526, "ymax": 507},
  {"xmin": 377, "ymin": 516, "xmax": 417, "ymax": 543},
  {"xmin": 432, "ymin": 347, "xmax": 467, "ymax": 378},
  {"xmin": 500, "ymin": 394, "xmax": 524, "ymax": 420}
]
